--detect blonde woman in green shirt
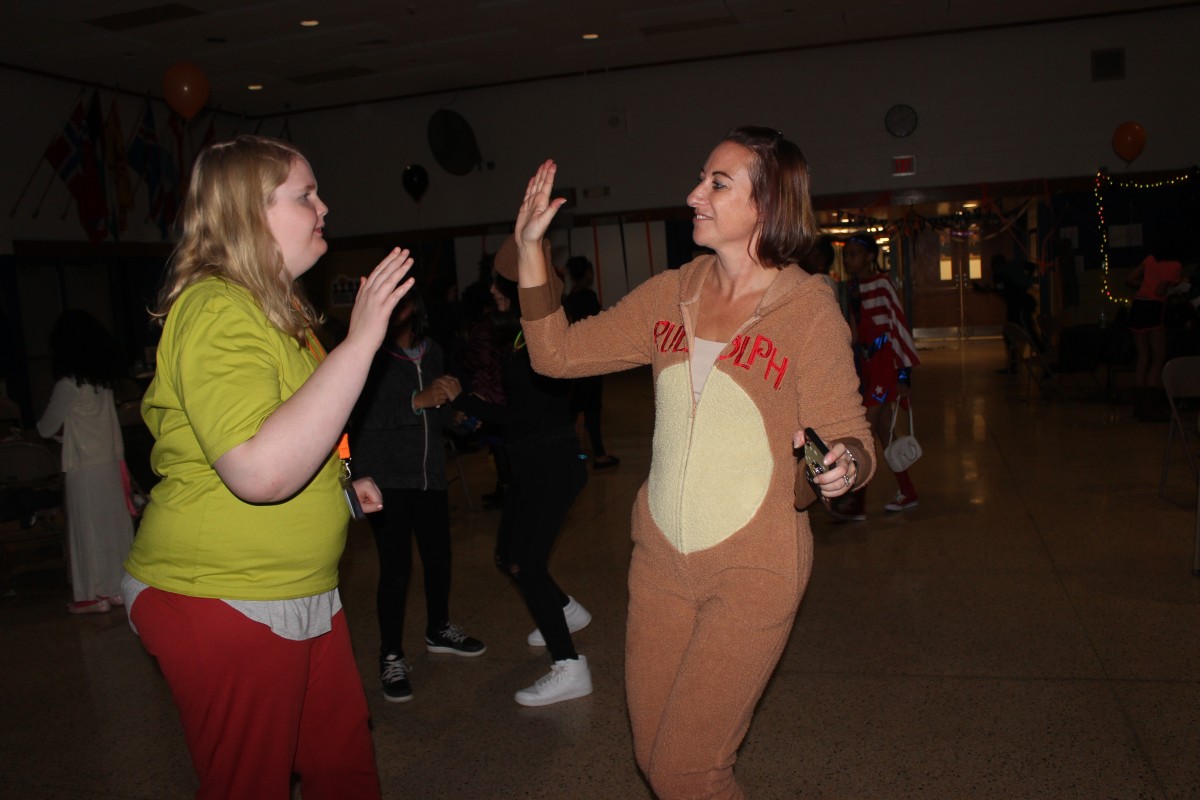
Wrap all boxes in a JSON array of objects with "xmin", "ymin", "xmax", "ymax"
[{"xmin": 123, "ymin": 136, "xmax": 413, "ymax": 800}]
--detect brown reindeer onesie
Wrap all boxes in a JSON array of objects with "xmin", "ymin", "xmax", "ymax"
[{"xmin": 519, "ymin": 253, "xmax": 874, "ymax": 800}]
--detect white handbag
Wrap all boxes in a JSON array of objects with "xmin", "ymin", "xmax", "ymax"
[{"xmin": 884, "ymin": 402, "xmax": 923, "ymax": 472}]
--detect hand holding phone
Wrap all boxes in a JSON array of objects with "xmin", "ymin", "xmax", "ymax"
[{"xmin": 800, "ymin": 427, "xmax": 830, "ymax": 482}]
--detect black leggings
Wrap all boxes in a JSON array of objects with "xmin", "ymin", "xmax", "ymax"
[
  {"xmin": 369, "ymin": 488, "xmax": 452, "ymax": 657},
  {"xmin": 496, "ymin": 429, "xmax": 588, "ymax": 662},
  {"xmin": 570, "ymin": 376, "xmax": 608, "ymax": 457}
]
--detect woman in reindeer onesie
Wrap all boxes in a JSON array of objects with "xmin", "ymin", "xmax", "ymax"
[{"xmin": 509, "ymin": 126, "xmax": 874, "ymax": 800}]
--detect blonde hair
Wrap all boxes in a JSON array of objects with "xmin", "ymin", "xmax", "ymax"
[{"xmin": 152, "ymin": 135, "xmax": 321, "ymax": 342}]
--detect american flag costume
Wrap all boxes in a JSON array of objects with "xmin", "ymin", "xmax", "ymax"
[{"xmin": 849, "ymin": 272, "xmax": 920, "ymax": 406}]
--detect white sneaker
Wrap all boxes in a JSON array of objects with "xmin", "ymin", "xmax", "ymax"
[
  {"xmin": 883, "ymin": 492, "xmax": 920, "ymax": 513},
  {"xmin": 514, "ymin": 655, "xmax": 593, "ymax": 707},
  {"xmin": 527, "ymin": 596, "xmax": 592, "ymax": 647}
]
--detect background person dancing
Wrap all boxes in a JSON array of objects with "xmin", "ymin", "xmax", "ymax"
[
  {"xmin": 563, "ymin": 255, "xmax": 619, "ymax": 470},
  {"xmin": 352, "ymin": 289, "xmax": 485, "ymax": 705},
  {"xmin": 453, "ymin": 253, "xmax": 593, "ymax": 708}
]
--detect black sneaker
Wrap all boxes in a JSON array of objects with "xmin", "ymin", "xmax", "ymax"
[
  {"xmin": 380, "ymin": 654, "xmax": 413, "ymax": 703},
  {"xmin": 425, "ymin": 623, "xmax": 487, "ymax": 657}
]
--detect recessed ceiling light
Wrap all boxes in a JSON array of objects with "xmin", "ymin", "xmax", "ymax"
[
  {"xmin": 300, "ymin": 19, "xmax": 319, "ymax": 27},
  {"xmin": 247, "ymin": 84, "xmax": 264, "ymax": 91},
  {"xmin": 961, "ymin": 201, "xmax": 979, "ymax": 209},
  {"xmin": 582, "ymin": 33, "xmax": 599, "ymax": 40}
]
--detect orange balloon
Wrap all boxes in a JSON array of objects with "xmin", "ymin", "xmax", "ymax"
[
  {"xmin": 1112, "ymin": 121, "xmax": 1146, "ymax": 165},
  {"xmin": 163, "ymin": 62, "xmax": 210, "ymax": 121}
]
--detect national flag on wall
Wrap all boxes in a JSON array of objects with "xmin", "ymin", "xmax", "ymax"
[
  {"xmin": 103, "ymin": 98, "xmax": 135, "ymax": 237},
  {"xmin": 82, "ymin": 91, "xmax": 110, "ymax": 241},
  {"xmin": 156, "ymin": 112, "xmax": 184, "ymax": 235},
  {"xmin": 42, "ymin": 96, "xmax": 109, "ymax": 242},
  {"xmin": 128, "ymin": 102, "xmax": 181, "ymax": 238},
  {"xmin": 42, "ymin": 99, "xmax": 84, "ymax": 183},
  {"xmin": 127, "ymin": 101, "xmax": 163, "ymax": 225}
]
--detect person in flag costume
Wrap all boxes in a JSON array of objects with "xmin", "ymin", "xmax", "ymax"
[{"xmin": 833, "ymin": 231, "xmax": 921, "ymax": 519}]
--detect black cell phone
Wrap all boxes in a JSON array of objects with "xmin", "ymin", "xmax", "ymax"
[
  {"xmin": 343, "ymin": 483, "xmax": 366, "ymax": 521},
  {"xmin": 801, "ymin": 427, "xmax": 830, "ymax": 481}
]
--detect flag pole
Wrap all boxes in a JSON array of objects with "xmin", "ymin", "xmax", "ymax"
[{"xmin": 30, "ymin": 169, "xmax": 58, "ymax": 219}]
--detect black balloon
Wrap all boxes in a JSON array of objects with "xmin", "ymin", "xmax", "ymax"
[{"xmin": 402, "ymin": 164, "xmax": 429, "ymax": 203}]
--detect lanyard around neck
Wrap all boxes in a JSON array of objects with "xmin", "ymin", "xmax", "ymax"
[{"xmin": 301, "ymin": 326, "xmax": 352, "ymax": 463}]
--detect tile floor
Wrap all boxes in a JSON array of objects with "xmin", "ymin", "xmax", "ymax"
[{"xmin": 2, "ymin": 340, "xmax": 1198, "ymax": 799}]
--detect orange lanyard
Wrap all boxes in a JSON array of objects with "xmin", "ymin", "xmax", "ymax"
[{"xmin": 303, "ymin": 326, "xmax": 353, "ymax": 466}]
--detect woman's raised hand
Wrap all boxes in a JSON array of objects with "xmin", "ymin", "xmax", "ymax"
[
  {"xmin": 347, "ymin": 247, "xmax": 415, "ymax": 351},
  {"xmin": 515, "ymin": 160, "xmax": 567, "ymax": 248}
]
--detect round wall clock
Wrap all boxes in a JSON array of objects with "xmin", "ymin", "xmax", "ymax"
[{"xmin": 884, "ymin": 104, "xmax": 918, "ymax": 138}]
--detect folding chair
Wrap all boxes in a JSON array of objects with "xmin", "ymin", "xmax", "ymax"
[
  {"xmin": 1004, "ymin": 322, "xmax": 1059, "ymax": 399},
  {"xmin": 1158, "ymin": 356, "xmax": 1200, "ymax": 498},
  {"xmin": 1156, "ymin": 356, "xmax": 1200, "ymax": 576},
  {"xmin": 0, "ymin": 396, "xmax": 21, "ymax": 432},
  {"xmin": 0, "ymin": 440, "xmax": 67, "ymax": 588}
]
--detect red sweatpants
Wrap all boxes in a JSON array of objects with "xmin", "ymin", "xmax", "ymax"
[{"xmin": 131, "ymin": 588, "xmax": 381, "ymax": 800}]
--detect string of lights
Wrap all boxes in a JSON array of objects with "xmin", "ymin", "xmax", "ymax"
[{"xmin": 1093, "ymin": 168, "xmax": 1196, "ymax": 305}]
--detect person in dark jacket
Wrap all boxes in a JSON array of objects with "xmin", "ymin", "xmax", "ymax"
[
  {"xmin": 453, "ymin": 265, "xmax": 593, "ymax": 707},
  {"xmin": 352, "ymin": 289, "xmax": 485, "ymax": 704},
  {"xmin": 563, "ymin": 255, "xmax": 619, "ymax": 470}
]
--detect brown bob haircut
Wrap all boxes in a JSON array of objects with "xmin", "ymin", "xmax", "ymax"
[{"xmin": 721, "ymin": 125, "xmax": 819, "ymax": 269}]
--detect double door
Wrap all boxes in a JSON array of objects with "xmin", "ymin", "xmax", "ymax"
[{"xmin": 904, "ymin": 225, "xmax": 1007, "ymax": 340}]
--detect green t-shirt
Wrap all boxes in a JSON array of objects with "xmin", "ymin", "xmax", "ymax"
[{"xmin": 126, "ymin": 277, "xmax": 348, "ymax": 600}]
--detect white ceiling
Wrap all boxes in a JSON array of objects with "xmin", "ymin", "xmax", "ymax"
[{"xmin": 2, "ymin": 0, "xmax": 1189, "ymax": 117}]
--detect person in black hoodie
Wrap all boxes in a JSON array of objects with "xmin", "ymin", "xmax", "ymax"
[
  {"xmin": 352, "ymin": 289, "xmax": 485, "ymax": 704},
  {"xmin": 563, "ymin": 255, "xmax": 619, "ymax": 470},
  {"xmin": 453, "ymin": 257, "xmax": 593, "ymax": 707}
]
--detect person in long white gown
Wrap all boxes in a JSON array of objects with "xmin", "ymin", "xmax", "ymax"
[{"xmin": 37, "ymin": 310, "xmax": 134, "ymax": 614}]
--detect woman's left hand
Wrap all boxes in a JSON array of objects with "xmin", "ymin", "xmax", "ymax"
[
  {"xmin": 793, "ymin": 429, "xmax": 858, "ymax": 499},
  {"xmin": 353, "ymin": 477, "xmax": 384, "ymax": 514},
  {"xmin": 515, "ymin": 160, "xmax": 567, "ymax": 249}
]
